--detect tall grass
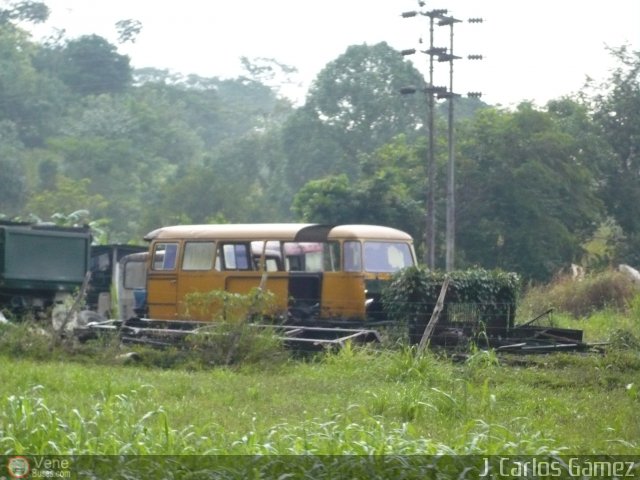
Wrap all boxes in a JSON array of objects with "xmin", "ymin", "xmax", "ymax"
[
  {"xmin": 1, "ymin": 335, "xmax": 638, "ymax": 459},
  {"xmin": 0, "ymin": 269, "xmax": 638, "ymax": 468},
  {"xmin": 518, "ymin": 269, "xmax": 640, "ymax": 320},
  {"xmin": 517, "ymin": 268, "xmax": 640, "ymax": 349}
]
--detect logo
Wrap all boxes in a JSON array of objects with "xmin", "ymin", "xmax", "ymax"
[{"xmin": 7, "ymin": 457, "xmax": 30, "ymax": 479}]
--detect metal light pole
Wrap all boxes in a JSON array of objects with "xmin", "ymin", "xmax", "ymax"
[
  {"xmin": 401, "ymin": 8, "xmax": 447, "ymax": 269},
  {"xmin": 400, "ymin": 7, "xmax": 482, "ymax": 271},
  {"xmin": 438, "ymin": 16, "xmax": 483, "ymax": 272},
  {"xmin": 437, "ymin": 16, "xmax": 461, "ymax": 273},
  {"xmin": 424, "ymin": 9, "xmax": 447, "ymax": 270}
]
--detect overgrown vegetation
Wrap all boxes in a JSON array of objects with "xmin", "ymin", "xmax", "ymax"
[
  {"xmin": 384, "ymin": 267, "xmax": 519, "ymax": 316},
  {"xmin": 0, "ymin": 266, "xmax": 640, "ymax": 479},
  {"xmin": 0, "ymin": 288, "xmax": 289, "ymax": 370},
  {"xmin": 0, "ymin": 341, "xmax": 638, "ymax": 469},
  {"xmin": 519, "ymin": 269, "xmax": 640, "ymax": 319},
  {"xmin": 180, "ymin": 288, "xmax": 287, "ymax": 366},
  {"xmin": 383, "ymin": 267, "xmax": 520, "ymax": 343},
  {"xmin": 515, "ymin": 269, "xmax": 640, "ymax": 352},
  {"xmin": 0, "ymin": 271, "xmax": 639, "ymax": 471}
]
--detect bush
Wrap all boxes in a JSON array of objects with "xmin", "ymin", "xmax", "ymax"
[
  {"xmin": 0, "ymin": 321, "xmax": 57, "ymax": 360},
  {"xmin": 382, "ymin": 267, "xmax": 520, "ymax": 343},
  {"xmin": 0, "ymin": 288, "xmax": 288, "ymax": 369},
  {"xmin": 519, "ymin": 269, "xmax": 640, "ymax": 319},
  {"xmin": 179, "ymin": 287, "xmax": 287, "ymax": 367}
]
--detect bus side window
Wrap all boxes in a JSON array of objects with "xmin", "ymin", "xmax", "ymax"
[
  {"xmin": 324, "ymin": 241, "xmax": 341, "ymax": 272},
  {"xmin": 344, "ymin": 241, "xmax": 362, "ymax": 272},
  {"xmin": 221, "ymin": 243, "xmax": 251, "ymax": 270},
  {"xmin": 182, "ymin": 241, "xmax": 215, "ymax": 270},
  {"xmin": 286, "ymin": 255, "xmax": 303, "ymax": 271},
  {"xmin": 152, "ymin": 243, "xmax": 178, "ymax": 270},
  {"xmin": 264, "ymin": 258, "xmax": 279, "ymax": 271}
]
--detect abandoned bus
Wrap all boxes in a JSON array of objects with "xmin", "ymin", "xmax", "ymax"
[{"xmin": 142, "ymin": 223, "xmax": 416, "ymax": 324}]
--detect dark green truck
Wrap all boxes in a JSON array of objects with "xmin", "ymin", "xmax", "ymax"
[{"xmin": 0, "ymin": 221, "xmax": 91, "ymax": 317}]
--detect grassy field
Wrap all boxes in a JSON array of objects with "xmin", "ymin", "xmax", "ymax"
[
  {"xmin": 0, "ymin": 327, "xmax": 638, "ymax": 456},
  {"xmin": 0, "ymin": 272, "xmax": 639, "ymax": 477}
]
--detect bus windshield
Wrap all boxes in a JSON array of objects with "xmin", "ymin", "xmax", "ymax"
[{"xmin": 363, "ymin": 241, "xmax": 414, "ymax": 273}]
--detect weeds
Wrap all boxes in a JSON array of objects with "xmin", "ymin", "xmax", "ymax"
[
  {"xmin": 0, "ymin": 288, "xmax": 289, "ymax": 369},
  {"xmin": 518, "ymin": 269, "xmax": 640, "ymax": 320},
  {"xmin": 1, "ymin": 271, "xmax": 640, "ymax": 461}
]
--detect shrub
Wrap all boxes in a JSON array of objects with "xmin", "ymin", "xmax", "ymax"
[
  {"xmin": 519, "ymin": 269, "xmax": 640, "ymax": 319},
  {"xmin": 0, "ymin": 321, "xmax": 57, "ymax": 360},
  {"xmin": 0, "ymin": 288, "xmax": 288, "ymax": 369},
  {"xmin": 382, "ymin": 267, "xmax": 520, "ymax": 344},
  {"xmin": 179, "ymin": 288, "xmax": 287, "ymax": 366}
]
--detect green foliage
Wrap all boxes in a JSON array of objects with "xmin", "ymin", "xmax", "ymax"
[
  {"xmin": 1, "ymin": 336, "xmax": 639, "ymax": 459},
  {"xmin": 0, "ymin": 122, "xmax": 27, "ymax": 214},
  {"xmin": 456, "ymin": 103, "xmax": 605, "ymax": 281},
  {"xmin": 292, "ymin": 174, "xmax": 355, "ymax": 223},
  {"xmin": 57, "ymin": 34, "xmax": 132, "ymax": 95},
  {"xmin": 0, "ymin": 322, "xmax": 56, "ymax": 360},
  {"xmin": 608, "ymin": 329, "xmax": 640, "ymax": 351},
  {"xmin": 589, "ymin": 47, "xmax": 640, "ymax": 246},
  {"xmin": 292, "ymin": 140, "xmax": 423, "ymax": 239},
  {"xmin": 179, "ymin": 288, "xmax": 286, "ymax": 366},
  {"xmin": 282, "ymin": 42, "xmax": 429, "ymax": 193},
  {"xmin": 518, "ymin": 269, "xmax": 640, "ymax": 319},
  {"xmin": 183, "ymin": 287, "xmax": 279, "ymax": 322},
  {"xmin": 382, "ymin": 266, "xmax": 520, "ymax": 332},
  {"xmin": 0, "ymin": 1, "xmax": 49, "ymax": 25},
  {"xmin": 581, "ymin": 217, "xmax": 626, "ymax": 269},
  {"xmin": 0, "ymin": 23, "xmax": 66, "ymax": 146},
  {"xmin": 25, "ymin": 176, "xmax": 108, "ymax": 221},
  {"xmin": 305, "ymin": 42, "xmax": 427, "ymax": 153}
]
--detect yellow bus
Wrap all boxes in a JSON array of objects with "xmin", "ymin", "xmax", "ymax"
[{"xmin": 142, "ymin": 223, "xmax": 416, "ymax": 324}]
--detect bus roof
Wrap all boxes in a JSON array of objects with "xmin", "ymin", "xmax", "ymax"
[{"xmin": 144, "ymin": 224, "xmax": 413, "ymax": 242}]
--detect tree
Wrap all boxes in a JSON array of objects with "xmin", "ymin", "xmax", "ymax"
[
  {"xmin": 115, "ymin": 19, "xmax": 142, "ymax": 44},
  {"xmin": 292, "ymin": 137, "xmax": 423, "ymax": 239},
  {"xmin": 587, "ymin": 47, "xmax": 640, "ymax": 265},
  {"xmin": 292, "ymin": 174, "xmax": 356, "ymax": 224},
  {"xmin": 0, "ymin": 0, "xmax": 49, "ymax": 25},
  {"xmin": 0, "ymin": 121, "xmax": 27, "ymax": 215},
  {"xmin": 158, "ymin": 130, "xmax": 288, "ymax": 227},
  {"xmin": 455, "ymin": 104, "xmax": 604, "ymax": 281},
  {"xmin": 240, "ymin": 56, "xmax": 298, "ymax": 99},
  {"xmin": 281, "ymin": 106, "xmax": 347, "ymax": 193},
  {"xmin": 305, "ymin": 42, "xmax": 427, "ymax": 153},
  {"xmin": 282, "ymin": 42, "xmax": 428, "ymax": 193},
  {"xmin": 0, "ymin": 23, "xmax": 68, "ymax": 146},
  {"xmin": 25, "ymin": 175, "xmax": 108, "ymax": 222},
  {"xmin": 58, "ymin": 34, "xmax": 132, "ymax": 95},
  {"xmin": 132, "ymin": 73, "xmax": 292, "ymax": 150}
]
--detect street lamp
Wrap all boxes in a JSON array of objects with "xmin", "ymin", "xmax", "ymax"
[
  {"xmin": 400, "ymin": 8, "xmax": 448, "ymax": 269},
  {"xmin": 400, "ymin": 5, "xmax": 482, "ymax": 272},
  {"xmin": 437, "ymin": 16, "xmax": 484, "ymax": 272},
  {"xmin": 437, "ymin": 15, "xmax": 461, "ymax": 273}
]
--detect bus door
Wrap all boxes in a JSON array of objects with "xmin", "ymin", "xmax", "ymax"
[
  {"xmin": 176, "ymin": 241, "xmax": 223, "ymax": 320},
  {"xmin": 284, "ymin": 241, "xmax": 325, "ymax": 321},
  {"xmin": 146, "ymin": 241, "xmax": 179, "ymax": 319},
  {"xmin": 147, "ymin": 241, "xmax": 179, "ymax": 320},
  {"xmin": 322, "ymin": 241, "xmax": 366, "ymax": 320}
]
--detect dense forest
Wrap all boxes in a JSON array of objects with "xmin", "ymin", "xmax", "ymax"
[{"xmin": 1, "ymin": 1, "xmax": 639, "ymax": 281}]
